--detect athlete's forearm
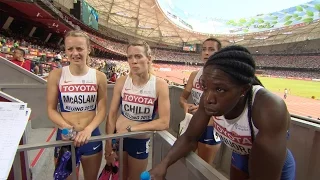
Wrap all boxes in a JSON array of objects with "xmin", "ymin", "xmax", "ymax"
[
  {"xmin": 131, "ymin": 118, "xmax": 169, "ymax": 132},
  {"xmin": 179, "ymin": 96, "xmax": 188, "ymax": 110},
  {"xmin": 48, "ymin": 109, "xmax": 71, "ymax": 129},
  {"xmin": 106, "ymin": 113, "xmax": 117, "ymax": 134},
  {"xmin": 105, "ymin": 113, "xmax": 117, "ymax": 151}
]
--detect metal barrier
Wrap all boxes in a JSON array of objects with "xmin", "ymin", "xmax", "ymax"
[
  {"xmin": 153, "ymin": 131, "xmax": 228, "ymax": 180},
  {"xmin": 14, "ymin": 131, "xmax": 228, "ymax": 180},
  {"xmin": 291, "ymin": 114, "xmax": 320, "ymax": 124},
  {"xmin": 16, "ymin": 131, "xmax": 153, "ymax": 180}
]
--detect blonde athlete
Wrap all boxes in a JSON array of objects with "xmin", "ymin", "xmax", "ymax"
[
  {"xmin": 47, "ymin": 30, "xmax": 107, "ymax": 180},
  {"xmin": 105, "ymin": 40, "xmax": 170, "ymax": 180}
]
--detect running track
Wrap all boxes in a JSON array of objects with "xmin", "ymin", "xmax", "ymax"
[
  {"xmin": 273, "ymin": 92, "xmax": 320, "ymax": 119},
  {"xmin": 156, "ymin": 71, "xmax": 320, "ymax": 120}
]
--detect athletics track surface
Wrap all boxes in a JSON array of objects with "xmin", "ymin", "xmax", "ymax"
[{"xmin": 155, "ymin": 71, "xmax": 320, "ymax": 121}]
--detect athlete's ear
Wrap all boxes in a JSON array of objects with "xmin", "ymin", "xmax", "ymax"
[
  {"xmin": 241, "ymin": 84, "xmax": 251, "ymax": 97},
  {"xmin": 147, "ymin": 55, "xmax": 152, "ymax": 64},
  {"xmin": 88, "ymin": 47, "xmax": 92, "ymax": 55}
]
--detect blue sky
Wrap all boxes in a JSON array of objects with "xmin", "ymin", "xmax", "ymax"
[{"xmin": 164, "ymin": 0, "xmax": 314, "ymax": 19}]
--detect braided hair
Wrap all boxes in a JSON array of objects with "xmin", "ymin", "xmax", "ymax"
[{"xmin": 204, "ymin": 45, "xmax": 263, "ymax": 142}]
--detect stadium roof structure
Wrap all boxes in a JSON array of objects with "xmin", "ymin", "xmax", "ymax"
[{"xmin": 87, "ymin": 0, "xmax": 320, "ymax": 47}]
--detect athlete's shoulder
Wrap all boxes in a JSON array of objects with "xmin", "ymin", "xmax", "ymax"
[
  {"xmin": 255, "ymin": 88, "xmax": 285, "ymax": 107},
  {"xmin": 95, "ymin": 69, "xmax": 107, "ymax": 79},
  {"xmin": 253, "ymin": 88, "xmax": 289, "ymax": 129},
  {"xmin": 47, "ymin": 68, "xmax": 62, "ymax": 85},
  {"xmin": 48, "ymin": 68, "xmax": 62, "ymax": 78},
  {"xmin": 191, "ymin": 70, "xmax": 199, "ymax": 76},
  {"xmin": 155, "ymin": 77, "xmax": 168, "ymax": 86},
  {"xmin": 116, "ymin": 75, "xmax": 128, "ymax": 84},
  {"xmin": 114, "ymin": 75, "xmax": 128, "ymax": 92},
  {"xmin": 155, "ymin": 77, "xmax": 169, "ymax": 91},
  {"xmin": 94, "ymin": 69, "xmax": 105, "ymax": 76},
  {"xmin": 189, "ymin": 70, "xmax": 199, "ymax": 80}
]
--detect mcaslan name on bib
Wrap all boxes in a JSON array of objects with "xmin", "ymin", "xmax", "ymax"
[{"xmin": 60, "ymin": 84, "xmax": 97, "ymax": 111}]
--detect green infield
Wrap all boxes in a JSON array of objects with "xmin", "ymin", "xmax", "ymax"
[{"xmin": 258, "ymin": 77, "xmax": 320, "ymax": 100}]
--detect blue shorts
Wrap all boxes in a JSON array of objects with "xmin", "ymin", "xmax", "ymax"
[
  {"xmin": 231, "ymin": 149, "xmax": 296, "ymax": 180},
  {"xmin": 198, "ymin": 126, "xmax": 221, "ymax": 145},
  {"xmin": 113, "ymin": 138, "xmax": 150, "ymax": 160},
  {"xmin": 54, "ymin": 128, "xmax": 102, "ymax": 158}
]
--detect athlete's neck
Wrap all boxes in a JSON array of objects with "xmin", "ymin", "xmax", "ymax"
[
  {"xmin": 131, "ymin": 72, "xmax": 150, "ymax": 87},
  {"xmin": 69, "ymin": 64, "xmax": 89, "ymax": 76}
]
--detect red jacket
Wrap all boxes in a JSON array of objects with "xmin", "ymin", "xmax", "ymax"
[{"xmin": 10, "ymin": 59, "xmax": 31, "ymax": 71}]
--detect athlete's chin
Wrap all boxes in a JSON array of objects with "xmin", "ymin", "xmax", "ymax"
[
  {"xmin": 204, "ymin": 108, "xmax": 222, "ymax": 116},
  {"xmin": 131, "ymin": 70, "xmax": 145, "ymax": 76},
  {"xmin": 71, "ymin": 62, "xmax": 84, "ymax": 66},
  {"xmin": 70, "ymin": 59, "xmax": 85, "ymax": 64}
]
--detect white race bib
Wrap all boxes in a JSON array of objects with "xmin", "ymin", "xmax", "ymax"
[
  {"xmin": 213, "ymin": 128, "xmax": 221, "ymax": 142},
  {"xmin": 179, "ymin": 113, "xmax": 193, "ymax": 136}
]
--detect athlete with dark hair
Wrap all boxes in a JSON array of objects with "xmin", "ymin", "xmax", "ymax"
[
  {"xmin": 179, "ymin": 38, "xmax": 222, "ymax": 163},
  {"xmin": 150, "ymin": 45, "xmax": 296, "ymax": 180}
]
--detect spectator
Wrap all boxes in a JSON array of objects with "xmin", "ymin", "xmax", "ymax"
[{"xmin": 10, "ymin": 48, "xmax": 31, "ymax": 71}]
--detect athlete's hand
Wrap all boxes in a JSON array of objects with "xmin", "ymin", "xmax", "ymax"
[
  {"xmin": 183, "ymin": 103, "xmax": 194, "ymax": 114},
  {"xmin": 149, "ymin": 163, "xmax": 167, "ymax": 180},
  {"xmin": 104, "ymin": 149, "xmax": 117, "ymax": 166},
  {"xmin": 73, "ymin": 128, "xmax": 92, "ymax": 147},
  {"xmin": 116, "ymin": 128, "xmax": 128, "ymax": 134},
  {"xmin": 60, "ymin": 124, "xmax": 74, "ymax": 141},
  {"xmin": 188, "ymin": 105, "xmax": 199, "ymax": 114}
]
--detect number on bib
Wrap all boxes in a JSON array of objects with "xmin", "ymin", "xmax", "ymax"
[{"xmin": 213, "ymin": 128, "xmax": 221, "ymax": 142}]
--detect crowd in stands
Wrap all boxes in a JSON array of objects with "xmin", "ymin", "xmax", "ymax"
[
  {"xmin": 88, "ymin": 33, "xmax": 200, "ymax": 62},
  {"xmin": 263, "ymin": 70, "xmax": 320, "ymax": 79},
  {"xmin": 0, "ymin": 29, "xmax": 61, "ymax": 54},
  {"xmin": 39, "ymin": 0, "xmax": 320, "ymax": 81},
  {"xmin": 255, "ymin": 55, "xmax": 320, "ymax": 69},
  {"xmin": 1, "ymin": 29, "xmax": 320, "ymax": 84},
  {"xmin": 88, "ymin": 57, "xmax": 129, "ymax": 82},
  {"xmin": 0, "ymin": 30, "xmax": 68, "ymax": 76},
  {"xmin": 153, "ymin": 49, "xmax": 199, "ymax": 62}
]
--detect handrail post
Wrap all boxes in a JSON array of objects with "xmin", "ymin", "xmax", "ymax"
[
  {"xmin": 15, "ymin": 131, "xmax": 153, "ymax": 179},
  {"xmin": 150, "ymin": 132, "xmax": 154, "ymax": 169},
  {"xmin": 13, "ymin": 153, "xmax": 22, "ymax": 180},
  {"xmin": 71, "ymin": 144, "xmax": 77, "ymax": 180},
  {"xmin": 119, "ymin": 138, "xmax": 124, "ymax": 180}
]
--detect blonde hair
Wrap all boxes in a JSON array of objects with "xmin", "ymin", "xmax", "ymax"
[
  {"xmin": 127, "ymin": 40, "xmax": 155, "ymax": 75},
  {"xmin": 64, "ymin": 30, "xmax": 92, "ymax": 65}
]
